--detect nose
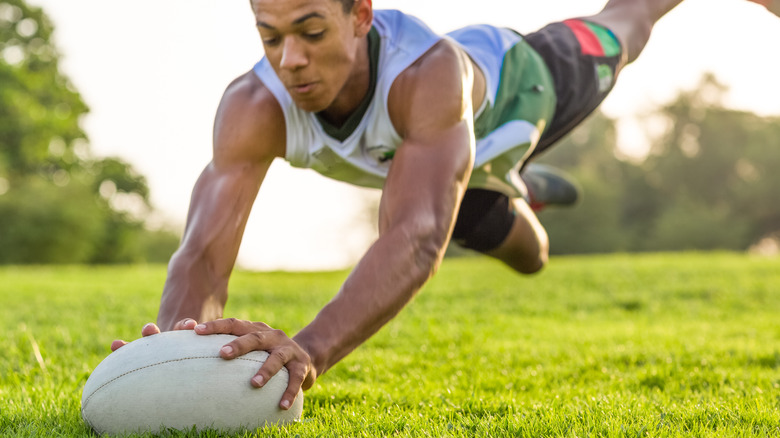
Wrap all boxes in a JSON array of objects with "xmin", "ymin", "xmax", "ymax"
[{"xmin": 279, "ymin": 36, "xmax": 308, "ymax": 71}]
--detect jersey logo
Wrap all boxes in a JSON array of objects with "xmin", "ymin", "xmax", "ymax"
[{"xmin": 365, "ymin": 144, "xmax": 395, "ymax": 164}]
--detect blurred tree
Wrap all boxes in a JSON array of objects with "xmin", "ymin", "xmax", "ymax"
[
  {"xmin": 535, "ymin": 74, "xmax": 780, "ymax": 254},
  {"xmin": 638, "ymin": 73, "xmax": 780, "ymax": 251},
  {"xmin": 531, "ymin": 111, "xmax": 632, "ymax": 254},
  {"xmin": 0, "ymin": 0, "xmax": 178, "ymax": 264}
]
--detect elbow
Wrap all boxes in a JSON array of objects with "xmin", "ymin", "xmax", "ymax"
[{"xmin": 407, "ymin": 220, "xmax": 451, "ymax": 279}]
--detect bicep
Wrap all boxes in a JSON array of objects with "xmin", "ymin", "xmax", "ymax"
[
  {"xmin": 176, "ymin": 72, "xmax": 284, "ymax": 274},
  {"xmin": 380, "ymin": 42, "xmax": 476, "ymax": 236},
  {"xmin": 379, "ymin": 123, "xmax": 473, "ymax": 236}
]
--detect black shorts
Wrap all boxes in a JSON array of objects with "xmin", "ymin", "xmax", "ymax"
[
  {"xmin": 524, "ymin": 19, "xmax": 626, "ymax": 159},
  {"xmin": 452, "ymin": 19, "xmax": 624, "ymax": 252}
]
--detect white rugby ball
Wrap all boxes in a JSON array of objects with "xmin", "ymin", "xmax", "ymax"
[{"xmin": 81, "ymin": 330, "xmax": 303, "ymax": 435}]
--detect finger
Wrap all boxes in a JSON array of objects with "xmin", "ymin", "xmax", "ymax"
[
  {"xmin": 219, "ymin": 329, "xmax": 277, "ymax": 360},
  {"xmin": 278, "ymin": 363, "xmax": 307, "ymax": 410},
  {"xmin": 110, "ymin": 339, "xmax": 128, "ymax": 351},
  {"xmin": 173, "ymin": 318, "xmax": 197, "ymax": 331},
  {"xmin": 195, "ymin": 318, "xmax": 270, "ymax": 337},
  {"xmin": 250, "ymin": 346, "xmax": 289, "ymax": 388},
  {"xmin": 141, "ymin": 323, "xmax": 161, "ymax": 337}
]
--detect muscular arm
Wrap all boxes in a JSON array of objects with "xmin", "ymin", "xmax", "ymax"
[
  {"xmin": 157, "ymin": 72, "xmax": 285, "ymax": 331},
  {"xmin": 292, "ymin": 41, "xmax": 476, "ymax": 376},
  {"xmin": 158, "ymin": 41, "xmax": 477, "ymax": 411}
]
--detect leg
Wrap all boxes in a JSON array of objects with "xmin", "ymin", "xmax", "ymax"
[
  {"xmin": 582, "ymin": 0, "xmax": 684, "ymax": 63},
  {"xmin": 451, "ymin": 189, "xmax": 548, "ymax": 275},
  {"xmin": 750, "ymin": 0, "xmax": 780, "ymax": 16},
  {"xmin": 484, "ymin": 199, "xmax": 549, "ymax": 274}
]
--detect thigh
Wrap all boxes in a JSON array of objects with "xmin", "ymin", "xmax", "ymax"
[
  {"xmin": 451, "ymin": 189, "xmax": 516, "ymax": 252},
  {"xmin": 524, "ymin": 19, "xmax": 625, "ymax": 158}
]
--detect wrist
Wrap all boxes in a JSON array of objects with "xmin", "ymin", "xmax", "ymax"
[
  {"xmin": 159, "ymin": 267, "xmax": 228, "ymax": 331},
  {"xmin": 292, "ymin": 330, "xmax": 332, "ymax": 377}
]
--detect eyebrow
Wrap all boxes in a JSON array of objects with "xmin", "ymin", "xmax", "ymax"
[{"xmin": 257, "ymin": 12, "xmax": 326, "ymax": 29}]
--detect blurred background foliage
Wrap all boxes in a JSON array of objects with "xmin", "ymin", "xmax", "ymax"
[
  {"xmin": 536, "ymin": 73, "xmax": 780, "ymax": 255},
  {"xmin": 1, "ymin": 0, "xmax": 777, "ymax": 265},
  {"xmin": 0, "ymin": 0, "xmax": 179, "ymax": 264}
]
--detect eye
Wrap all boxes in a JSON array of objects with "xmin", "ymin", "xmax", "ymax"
[
  {"xmin": 303, "ymin": 30, "xmax": 325, "ymax": 41},
  {"xmin": 258, "ymin": 31, "xmax": 281, "ymax": 46},
  {"xmin": 262, "ymin": 36, "xmax": 281, "ymax": 46}
]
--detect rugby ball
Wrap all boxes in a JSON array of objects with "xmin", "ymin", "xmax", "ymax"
[{"xmin": 81, "ymin": 330, "xmax": 303, "ymax": 435}]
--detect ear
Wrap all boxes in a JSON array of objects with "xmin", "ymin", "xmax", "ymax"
[{"xmin": 352, "ymin": 0, "xmax": 373, "ymax": 37}]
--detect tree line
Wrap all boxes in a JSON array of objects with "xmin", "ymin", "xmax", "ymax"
[
  {"xmin": 536, "ymin": 74, "xmax": 780, "ymax": 255},
  {"xmin": 2, "ymin": 0, "xmax": 777, "ymax": 265},
  {"xmin": 0, "ymin": 0, "xmax": 179, "ymax": 264}
]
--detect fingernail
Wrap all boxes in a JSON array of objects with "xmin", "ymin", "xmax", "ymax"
[
  {"xmin": 195, "ymin": 324, "xmax": 207, "ymax": 332},
  {"xmin": 252, "ymin": 375, "xmax": 264, "ymax": 387},
  {"xmin": 280, "ymin": 399, "xmax": 291, "ymax": 410},
  {"xmin": 142, "ymin": 323, "xmax": 154, "ymax": 331},
  {"xmin": 221, "ymin": 345, "xmax": 233, "ymax": 356}
]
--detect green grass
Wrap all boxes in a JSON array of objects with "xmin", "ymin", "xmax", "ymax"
[{"xmin": 2, "ymin": 252, "xmax": 780, "ymax": 437}]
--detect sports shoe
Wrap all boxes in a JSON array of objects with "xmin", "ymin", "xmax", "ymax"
[{"xmin": 520, "ymin": 163, "xmax": 580, "ymax": 211}]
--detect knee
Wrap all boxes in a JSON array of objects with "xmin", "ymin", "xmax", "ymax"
[{"xmin": 507, "ymin": 234, "xmax": 549, "ymax": 275}]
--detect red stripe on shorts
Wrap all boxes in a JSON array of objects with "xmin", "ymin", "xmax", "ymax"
[{"xmin": 563, "ymin": 19, "xmax": 605, "ymax": 57}]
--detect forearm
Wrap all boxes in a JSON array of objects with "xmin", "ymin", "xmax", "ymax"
[
  {"xmin": 293, "ymin": 223, "xmax": 447, "ymax": 376},
  {"xmin": 157, "ymin": 160, "xmax": 266, "ymax": 330},
  {"xmin": 157, "ymin": 249, "xmax": 230, "ymax": 330}
]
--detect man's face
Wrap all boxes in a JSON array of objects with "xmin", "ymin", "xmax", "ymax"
[{"xmin": 252, "ymin": 0, "xmax": 364, "ymax": 113}]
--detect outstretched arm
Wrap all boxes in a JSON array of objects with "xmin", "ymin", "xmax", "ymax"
[
  {"xmin": 157, "ymin": 72, "xmax": 286, "ymax": 331},
  {"xmin": 295, "ymin": 41, "xmax": 475, "ymax": 376},
  {"xmin": 197, "ymin": 40, "xmax": 477, "ymax": 408}
]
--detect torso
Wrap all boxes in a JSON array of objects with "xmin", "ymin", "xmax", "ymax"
[{"xmin": 252, "ymin": 9, "xmax": 556, "ymax": 197}]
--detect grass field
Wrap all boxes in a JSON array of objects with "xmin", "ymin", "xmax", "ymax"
[{"xmin": 2, "ymin": 252, "xmax": 780, "ymax": 437}]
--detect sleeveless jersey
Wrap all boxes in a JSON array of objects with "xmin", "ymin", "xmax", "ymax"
[{"xmin": 253, "ymin": 9, "xmax": 556, "ymax": 197}]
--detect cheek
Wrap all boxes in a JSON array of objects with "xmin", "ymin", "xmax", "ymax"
[
  {"xmin": 321, "ymin": 40, "xmax": 356, "ymax": 77},
  {"xmin": 313, "ymin": 50, "xmax": 350, "ymax": 83}
]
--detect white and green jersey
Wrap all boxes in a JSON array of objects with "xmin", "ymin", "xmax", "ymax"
[{"xmin": 253, "ymin": 9, "xmax": 556, "ymax": 197}]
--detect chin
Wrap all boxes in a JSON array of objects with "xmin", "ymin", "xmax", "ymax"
[{"xmin": 292, "ymin": 97, "xmax": 331, "ymax": 114}]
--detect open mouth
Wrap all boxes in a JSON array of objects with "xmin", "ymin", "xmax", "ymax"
[{"xmin": 290, "ymin": 82, "xmax": 317, "ymax": 94}]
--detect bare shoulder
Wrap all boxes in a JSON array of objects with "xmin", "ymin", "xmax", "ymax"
[
  {"xmin": 388, "ymin": 39, "xmax": 474, "ymax": 137},
  {"xmin": 213, "ymin": 71, "xmax": 286, "ymax": 166}
]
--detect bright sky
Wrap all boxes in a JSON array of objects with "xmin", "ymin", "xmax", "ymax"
[{"xmin": 26, "ymin": 0, "xmax": 780, "ymax": 270}]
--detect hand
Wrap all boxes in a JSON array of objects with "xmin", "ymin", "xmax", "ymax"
[
  {"xmin": 110, "ymin": 318, "xmax": 198, "ymax": 352},
  {"xmin": 194, "ymin": 318, "xmax": 315, "ymax": 410}
]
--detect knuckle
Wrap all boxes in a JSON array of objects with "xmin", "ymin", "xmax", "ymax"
[
  {"xmin": 248, "ymin": 331, "xmax": 266, "ymax": 344},
  {"xmin": 288, "ymin": 367, "xmax": 308, "ymax": 384},
  {"xmin": 254, "ymin": 321, "xmax": 272, "ymax": 330},
  {"xmin": 273, "ymin": 348, "xmax": 291, "ymax": 364}
]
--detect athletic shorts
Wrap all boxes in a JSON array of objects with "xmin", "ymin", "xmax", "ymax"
[
  {"xmin": 524, "ymin": 19, "xmax": 626, "ymax": 159},
  {"xmin": 452, "ymin": 19, "xmax": 625, "ymax": 252}
]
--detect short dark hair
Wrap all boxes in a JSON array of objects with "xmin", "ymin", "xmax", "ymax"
[{"xmin": 250, "ymin": 0, "xmax": 354, "ymax": 14}]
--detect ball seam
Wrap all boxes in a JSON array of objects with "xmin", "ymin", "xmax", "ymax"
[{"xmin": 82, "ymin": 355, "xmax": 288, "ymax": 415}]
